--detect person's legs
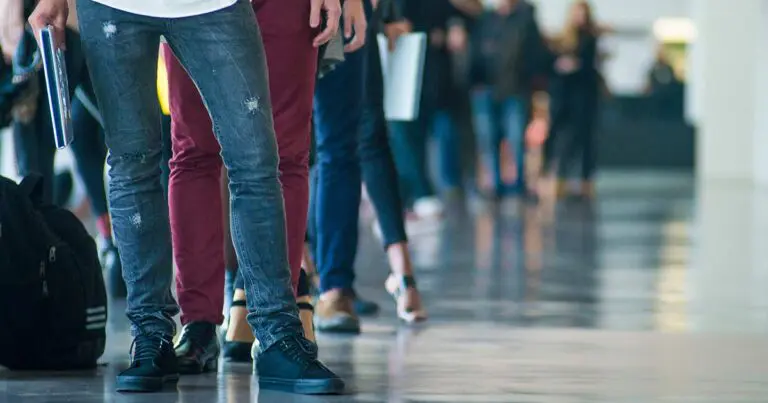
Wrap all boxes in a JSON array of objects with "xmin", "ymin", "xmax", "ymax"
[
  {"xmin": 359, "ymin": 71, "xmax": 407, "ymax": 248},
  {"xmin": 166, "ymin": 12, "xmax": 297, "ymax": 341},
  {"xmin": 360, "ymin": 35, "xmax": 426, "ymax": 323},
  {"xmin": 69, "ymin": 87, "xmax": 126, "ymax": 298},
  {"xmin": 575, "ymin": 98, "xmax": 598, "ymax": 196},
  {"xmin": 165, "ymin": 1, "xmax": 342, "ymax": 394},
  {"xmin": 70, "ymin": 93, "xmax": 108, "ymax": 220},
  {"xmin": 470, "ymin": 89, "xmax": 502, "ymax": 197},
  {"xmin": 501, "ymin": 96, "xmax": 528, "ymax": 194},
  {"xmin": 388, "ymin": 115, "xmax": 435, "ymax": 202},
  {"xmin": 224, "ymin": 0, "xmax": 318, "ymax": 359},
  {"xmin": 13, "ymin": 93, "xmax": 55, "ymax": 203},
  {"xmin": 78, "ymin": 0, "xmax": 175, "ymax": 337},
  {"xmin": 165, "ymin": 46, "xmax": 226, "ymax": 328},
  {"xmin": 432, "ymin": 109, "xmax": 462, "ymax": 191},
  {"xmin": 312, "ymin": 40, "xmax": 365, "ymax": 333},
  {"xmin": 163, "ymin": 45, "xmax": 226, "ymax": 374},
  {"xmin": 254, "ymin": 0, "xmax": 315, "ymax": 292},
  {"xmin": 556, "ymin": 121, "xmax": 580, "ymax": 183},
  {"xmin": 77, "ymin": 1, "xmax": 178, "ymax": 393}
]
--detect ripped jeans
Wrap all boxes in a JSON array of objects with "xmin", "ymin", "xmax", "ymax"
[{"xmin": 77, "ymin": 0, "xmax": 301, "ymax": 349}]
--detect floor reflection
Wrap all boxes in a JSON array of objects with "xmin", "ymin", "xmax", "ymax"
[{"xmin": 3, "ymin": 172, "xmax": 768, "ymax": 402}]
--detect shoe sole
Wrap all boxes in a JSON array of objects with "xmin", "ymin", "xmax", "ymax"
[
  {"xmin": 116, "ymin": 373, "xmax": 179, "ymax": 393},
  {"xmin": 178, "ymin": 355, "xmax": 219, "ymax": 375},
  {"xmin": 258, "ymin": 376, "xmax": 345, "ymax": 395}
]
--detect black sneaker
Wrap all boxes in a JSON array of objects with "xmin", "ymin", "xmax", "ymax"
[
  {"xmin": 175, "ymin": 322, "xmax": 220, "ymax": 374},
  {"xmin": 255, "ymin": 336, "xmax": 344, "ymax": 395},
  {"xmin": 116, "ymin": 334, "xmax": 179, "ymax": 393}
]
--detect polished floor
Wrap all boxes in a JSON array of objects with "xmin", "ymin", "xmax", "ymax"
[{"xmin": 3, "ymin": 171, "xmax": 768, "ymax": 402}]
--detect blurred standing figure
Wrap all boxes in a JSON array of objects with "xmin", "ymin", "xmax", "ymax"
[
  {"xmin": 546, "ymin": 0, "xmax": 601, "ymax": 198},
  {"xmin": 469, "ymin": 0, "xmax": 548, "ymax": 199},
  {"xmin": 387, "ymin": 0, "xmax": 469, "ymax": 219}
]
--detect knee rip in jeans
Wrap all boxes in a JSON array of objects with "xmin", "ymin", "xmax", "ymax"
[
  {"xmin": 102, "ymin": 22, "xmax": 117, "ymax": 38},
  {"xmin": 244, "ymin": 96, "xmax": 261, "ymax": 114}
]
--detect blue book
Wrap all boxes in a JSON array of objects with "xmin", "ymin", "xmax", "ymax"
[{"xmin": 40, "ymin": 25, "xmax": 73, "ymax": 149}]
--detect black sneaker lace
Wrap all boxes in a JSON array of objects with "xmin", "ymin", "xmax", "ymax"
[
  {"xmin": 279, "ymin": 336, "xmax": 318, "ymax": 363},
  {"xmin": 129, "ymin": 334, "xmax": 167, "ymax": 364}
]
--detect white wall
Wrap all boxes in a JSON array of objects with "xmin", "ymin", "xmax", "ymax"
[
  {"xmin": 532, "ymin": 0, "xmax": 690, "ymax": 94},
  {"xmin": 687, "ymin": 0, "xmax": 768, "ymax": 183}
]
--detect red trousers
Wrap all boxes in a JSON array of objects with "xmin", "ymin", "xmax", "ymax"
[{"xmin": 164, "ymin": 0, "xmax": 317, "ymax": 325}]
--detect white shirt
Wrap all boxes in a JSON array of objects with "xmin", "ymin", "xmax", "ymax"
[{"xmin": 91, "ymin": 0, "xmax": 238, "ymax": 18}]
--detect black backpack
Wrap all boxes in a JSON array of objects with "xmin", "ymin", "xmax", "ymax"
[{"xmin": 0, "ymin": 174, "xmax": 107, "ymax": 370}]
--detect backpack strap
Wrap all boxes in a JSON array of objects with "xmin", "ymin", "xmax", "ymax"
[{"xmin": 19, "ymin": 173, "xmax": 45, "ymax": 205}]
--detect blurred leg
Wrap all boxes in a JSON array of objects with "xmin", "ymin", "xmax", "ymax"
[
  {"xmin": 359, "ymin": 35, "xmax": 407, "ymax": 248},
  {"xmin": 13, "ymin": 95, "xmax": 55, "ymax": 203},
  {"xmin": 432, "ymin": 109, "xmax": 462, "ymax": 191},
  {"xmin": 470, "ymin": 89, "xmax": 502, "ymax": 195},
  {"xmin": 501, "ymin": 96, "xmax": 528, "ymax": 192}
]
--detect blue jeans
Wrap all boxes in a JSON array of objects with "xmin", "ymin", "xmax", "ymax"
[
  {"xmin": 310, "ymin": 37, "xmax": 366, "ymax": 293},
  {"xmin": 388, "ymin": 109, "xmax": 461, "ymax": 207},
  {"xmin": 77, "ymin": 0, "xmax": 300, "ymax": 347},
  {"xmin": 471, "ymin": 89, "xmax": 527, "ymax": 195}
]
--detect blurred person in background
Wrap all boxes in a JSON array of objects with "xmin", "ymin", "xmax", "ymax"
[
  {"xmin": 644, "ymin": 44, "xmax": 683, "ymax": 119},
  {"xmin": 645, "ymin": 44, "xmax": 678, "ymax": 96},
  {"xmin": 468, "ymin": 0, "xmax": 549, "ymax": 200},
  {"xmin": 387, "ymin": 0, "xmax": 479, "ymax": 222},
  {"xmin": 546, "ymin": 0, "xmax": 601, "ymax": 199},
  {"xmin": 1, "ymin": 0, "xmax": 122, "ymax": 296}
]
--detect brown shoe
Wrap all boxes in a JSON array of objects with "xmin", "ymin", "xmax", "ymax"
[{"xmin": 314, "ymin": 289, "xmax": 360, "ymax": 334}]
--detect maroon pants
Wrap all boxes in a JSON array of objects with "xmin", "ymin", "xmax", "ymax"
[{"xmin": 164, "ymin": 0, "xmax": 317, "ymax": 325}]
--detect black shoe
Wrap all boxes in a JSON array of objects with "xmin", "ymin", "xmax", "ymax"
[
  {"xmin": 99, "ymin": 237, "xmax": 126, "ymax": 299},
  {"xmin": 223, "ymin": 300, "xmax": 254, "ymax": 363},
  {"xmin": 256, "ymin": 336, "xmax": 344, "ymax": 395},
  {"xmin": 175, "ymin": 322, "xmax": 220, "ymax": 374},
  {"xmin": 223, "ymin": 340, "xmax": 253, "ymax": 363},
  {"xmin": 116, "ymin": 334, "xmax": 179, "ymax": 393},
  {"xmin": 297, "ymin": 269, "xmax": 312, "ymax": 299}
]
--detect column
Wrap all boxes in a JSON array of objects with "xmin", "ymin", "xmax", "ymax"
[{"xmin": 688, "ymin": 0, "xmax": 767, "ymax": 184}]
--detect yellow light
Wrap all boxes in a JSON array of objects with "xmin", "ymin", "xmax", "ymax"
[{"xmin": 653, "ymin": 17, "xmax": 697, "ymax": 43}]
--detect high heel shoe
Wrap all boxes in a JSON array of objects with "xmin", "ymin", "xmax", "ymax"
[
  {"xmin": 385, "ymin": 274, "xmax": 427, "ymax": 324},
  {"xmin": 222, "ymin": 300, "xmax": 253, "ymax": 363}
]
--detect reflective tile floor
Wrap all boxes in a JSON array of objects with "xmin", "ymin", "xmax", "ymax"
[{"xmin": 3, "ymin": 171, "xmax": 768, "ymax": 402}]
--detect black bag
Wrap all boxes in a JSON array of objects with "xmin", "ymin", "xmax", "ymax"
[{"xmin": 0, "ymin": 174, "xmax": 107, "ymax": 370}]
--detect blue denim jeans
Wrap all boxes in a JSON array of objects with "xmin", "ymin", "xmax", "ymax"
[
  {"xmin": 471, "ymin": 89, "xmax": 527, "ymax": 195},
  {"xmin": 309, "ymin": 38, "xmax": 365, "ymax": 293},
  {"xmin": 77, "ymin": 0, "xmax": 300, "ymax": 347},
  {"xmin": 388, "ymin": 109, "xmax": 461, "ymax": 207}
]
